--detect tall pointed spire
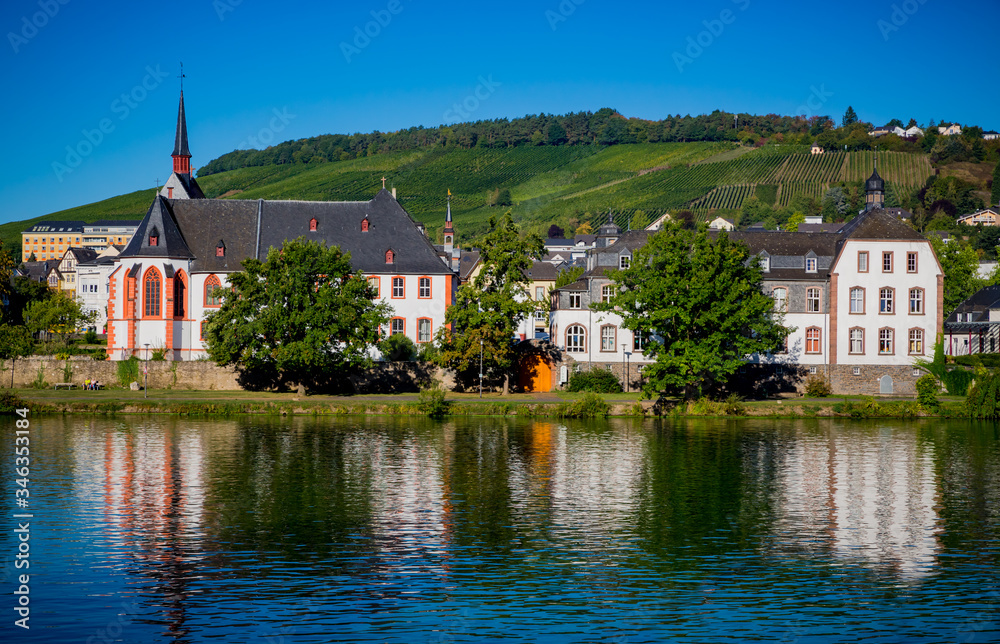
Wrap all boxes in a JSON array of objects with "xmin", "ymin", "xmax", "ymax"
[
  {"xmin": 172, "ymin": 90, "xmax": 192, "ymax": 175},
  {"xmin": 443, "ymin": 190, "xmax": 454, "ymax": 254}
]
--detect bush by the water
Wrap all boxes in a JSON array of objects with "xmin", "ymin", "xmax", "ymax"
[
  {"xmin": 966, "ymin": 371, "xmax": 1000, "ymax": 419},
  {"xmin": 562, "ymin": 392, "xmax": 611, "ymax": 418},
  {"xmin": 915, "ymin": 374, "xmax": 939, "ymax": 408},
  {"xmin": 566, "ymin": 369, "xmax": 623, "ymax": 393},
  {"xmin": 418, "ymin": 388, "xmax": 450, "ymax": 418},
  {"xmin": 0, "ymin": 390, "xmax": 27, "ymax": 414},
  {"xmin": 116, "ymin": 357, "xmax": 139, "ymax": 388},
  {"xmin": 942, "ymin": 369, "xmax": 975, "ymax": 396}
]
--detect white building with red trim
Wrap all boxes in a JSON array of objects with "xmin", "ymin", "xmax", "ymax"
[{"xmin": 106, "ymin": 92, "xmax": 456, "ymax": 361}]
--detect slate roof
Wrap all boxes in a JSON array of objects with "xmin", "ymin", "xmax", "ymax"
[
  {"xmin": 122, "ymin": 190, "xmax": 455, "ymax": 276},
  {"xmin": 460, "ymin": 250, "xmax": 481, "ymax": 281},
  {"xmin": 119, "ymin": 196, "xmax": 194, "ymax": 260},
  {"xmin": 840, "ymin": 207, "xmax": 924, "ymax": 240},
  {"xmin": 255, "ymin": 190, "xmax": 451, "ymax": 275},
  {"xmin": 523, "ymin": 261, "xmax": 558, "ymax": 282},
  {"xmin": 89, "ymin": 220, "xmax": 141, "ymax": 227},
  {"xmin": 173, "ymin": 91, "xmax": 191, "ymax": 157},
  {"xmin": 797, "ymin": 223, "xmax": 844, "ymax": 233},
  {"xmin": 865, "ymin": 166, "xmax": 885, "ymax": 192},
  {"xmin": 173, "ymin": 172, "xmax": 205, "ymax": 199},
  {"xmin": 63, "ymin": 248, "xmax": 98, "ymax": 264},
  {"xmin": 18, "ymin": 261, "xmax": 52, "ymax": 282},
  {"xmin": 945, "ymin": 284, "xmax": 1000, "ymax": 325},
  {"xmin": 24, "ymin": 221, "xmax": 85, "ymax": 234}
]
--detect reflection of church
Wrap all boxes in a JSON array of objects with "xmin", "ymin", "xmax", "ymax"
[{"xmin": 773, "ymin": 427, "xmax": 940, "ymax": 579}]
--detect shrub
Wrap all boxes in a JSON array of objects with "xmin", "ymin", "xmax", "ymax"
[
  {"xmin": 804, "ymin": 375, "xmax": 832, "ymax": 397},
  {"xmin": 418, "ymin": 388, "xmax": 450, "ymax": 418},
  {"xmin": 722, "ymin": 393, "xmax": 747, "ymax": 415},
  {"xmin": 566, "ymin": 369, "xmax": 623, "ymax": 393},
  {"xmin": 381, "ymin": 333, "xmax": 416, "ymax": 362},
  {"xmin": 30, "ymin": 365, "xmax": 47, "ymax": 389},
  {"xmin": 942, "ymin": 369, "xmax": 974, "ymax": 396},
  {"xmin": 0, "ymin": 390, "xmax": 27, "ymax": 414},
  {"xmin": 116, "ymin": 357, "xmax": 139, "ymax": 388},
  {"xmin": 83, "ymin": 330, "xmax": 98, "ymax": 345},
  {"xmin": 151, "ymin": 348, "xmax": 166, "ymax": 361},
  {"xmin": 955, "ymin": 354, "xmax": 1000, "ymax": 369},
  {"xmin": 563, "ymin": 392, "xmax": 610, "ymax": 418},
  {"xmin": 967, "ymin": 370, "xmax": 1000, "ymax": 418},
  {"xmin": 915, "ymin": 374, "xmax": 939, "ymax": 408}
]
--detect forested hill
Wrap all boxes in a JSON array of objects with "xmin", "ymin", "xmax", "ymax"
[
  {"xmin": 4, "ymin": 109, "xmax": 996, "ymax": 255},
  {"xmin": 198, "ymin": 108, "xmax": 815, "ymax": 175}
]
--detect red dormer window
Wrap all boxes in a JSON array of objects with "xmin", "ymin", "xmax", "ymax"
[
  {"xmin": 216, "ymin": 242, "xmax": 225, "ymax": 257},
  {"xmin": 386, "ymin": 249, "xmax": 394, "ymax": 264},
  {"xmin": 362, "ymin": 218, "xmax": 369, "ymax": 232},
  {"xmin": 309, "ymin": 218, "xmax": 318, "ymax": 232},
  {"xmin": 149, "ymin": 235, "xmax": 158, "ymax": 247}
]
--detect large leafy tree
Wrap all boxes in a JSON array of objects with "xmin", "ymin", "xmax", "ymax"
[
  {"xmin": 929, "ymin": 236, "xmax": 992, "ymax": 314},
  {"xmin": 436, "ymin": 212, "xmax": 544, "ymax": 393},
  {"xmin": 204, "ymin": 238, "xmax": 391, "ymax": 392},
  {"xmin": 0, "ymin": 324, "xmax": 34, "ymax": 388},
  {"xmin": 595, "ymin": 222, "xmax": 788, "ymax": 400},
  {"xmin": 0, "ymin": 240, "xmax": 15, "ymax": 323},
  {"xmin": 24, "ymin": 290, "xmax": 95, "ymax": 344}
]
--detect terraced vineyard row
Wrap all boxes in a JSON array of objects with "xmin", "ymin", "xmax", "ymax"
[
  {"xmin": 845, "ymin": 150, "xmax": 932, "ymax": 187},
  {"xmin": 691, "ymin": 184, "xmax": 756, "ymax": 211}
]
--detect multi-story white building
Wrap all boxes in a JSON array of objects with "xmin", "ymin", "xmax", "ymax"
[
  {"xmin": 549, "ymin": 167, "xmax": 943, "ymax": 396},
  {"xmin": 106, "ymin": 91, "xmax": 457, "ymax": 361}
]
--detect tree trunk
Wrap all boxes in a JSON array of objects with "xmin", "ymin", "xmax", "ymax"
[{"xmin": 502, "ymin": 374, "xmax": 509, "ymax": 396}]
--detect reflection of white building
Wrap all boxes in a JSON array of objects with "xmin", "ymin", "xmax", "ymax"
[{"xmin": 773, "ymin": 425, "xmax": 940, "ymax": 579}]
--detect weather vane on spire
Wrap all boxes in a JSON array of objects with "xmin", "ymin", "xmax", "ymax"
[{"xmin": 178, "ymin": 62, "xmax": 185, "ymax": 91}]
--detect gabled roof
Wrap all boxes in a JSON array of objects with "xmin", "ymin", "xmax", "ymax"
[
  {"xmin": 523, "ymin": 261, "xmax": 558, "ymax": 282},
  {"xmin": 945, "ymin": 284, "xmax": 1000, "ymax": 323},
  {"xmin": 62, "ymin": 248, "xmax": 98, "ymax": 264},
  {"xmin": 18, "ymin": 261, "xmax": 52, "ymax": 282},
  {"xmin": 119, "ymin": 196, "xmax": 194, "ymax": 259},
  {"xmin": 459, "ymin": 250, "xmax": 481, "ymax": 281},
  {"xmin": 168, "ymin": 199, "xmax": 259, "ymax": 273},
  {"xmin": 839, "ymin": 207, "xmax": 924, "ymax": 240},
  {"xmin": 171, "ymin": 172, "xmax": 205, "ymax": 199}
]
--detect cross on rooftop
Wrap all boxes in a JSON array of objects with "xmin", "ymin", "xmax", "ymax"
[{"xmin": 382, "ymin": 176, "xmax": 387, "ymax": 189}]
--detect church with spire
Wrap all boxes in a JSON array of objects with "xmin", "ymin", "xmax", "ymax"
[
  {"xmin": 158, "ymin": 91, "xmax": 204, "ymax": 200},
  {"xmin": 106, "ymin": 89, "xmax": 457, "ymax": 361}
]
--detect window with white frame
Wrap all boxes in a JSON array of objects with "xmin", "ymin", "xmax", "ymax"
[
  {"xmin": 566, "ymin": 325, "xmax": 586, "ymax": 352},
  {"xmin": 883, "ymin": 252, "xmax": 893, "ymax": 272},
  {"xmin": 392, "ymin": 277, "xmax": 404, "ymax": 298},
  {"xmin": 633, "ymin": 332, "xmax": 645, "ymax": 352},
  {"xmin": 418, "ymin": 319, "xmax": 431, "ymax": 343},
  {"xmin": 806, "ymin": 257, "xmax": 817, "ymax": 273},
  {"xmin": 760, "ymin": 255, "xmax": 770, "ymax": 272},
  {"xmin": 880, "ymin": 287, "xmax": 894, "ymax": 313},
  {"xmin": 772, "ymin": 287, "xmax": 787, "ymax": 312},
  {"xmin": 879, "ymin": 328, "xmax": 894, "ymax": 354},
  {"xmin": 569, "ymin": 293, "xmax": 582, "ymax": 309},
  {"xmin": 391, "ymin": 318, "xmax": 405, "ymax": 335},
  {"xmin": 850, "ymin": 287, "xmax": 864, "ymax": 313},
  {"xmin": 907, "ymin": 252, "xmax": 918, "ymax": 273},
  {"xmin": 602, "ymin": 285, "xmax": 616, "ymax": 302},
  {"xmin": 807, "ymin": 288, "xmax": 821, "ymax": 312},
  {"xmin": 850, "ymin": 328, "xmax": 864, "ymax": 354},
  {"xmin": 619, "ymin": 255, "xmax": 630, "ymax": 269},
  {"xmin": 909, "ymin": 288, "xmax": 923, "ymax": 314},
  {"xmin": 909, "ymin": 329, "xmax": 924, "ymax": 354},
  {"xmin": 418, "ymin": 277, "xmax": 431, "ymax": 298},
  {"xmin": 601, "ymin": 326, "xmax": 616, "ymax": 351},
  {"xmin": 536, "ymin": 286, "xmax": 545, "ymax": 301}
]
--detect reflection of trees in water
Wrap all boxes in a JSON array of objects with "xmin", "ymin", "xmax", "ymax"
[{"xmin": 935, "ymin": 421, "xmax": 1000, "ymax": 562}]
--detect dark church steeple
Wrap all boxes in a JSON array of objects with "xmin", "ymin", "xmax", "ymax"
[
  {"xmin": 864, "ymin": 157, "xmax": 885, "ymax": 212},
  {"xmin": 172, "ymin": 91, "xmax": 192, "ymax": 175}
]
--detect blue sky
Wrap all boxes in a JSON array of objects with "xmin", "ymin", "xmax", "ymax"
[{"xmin": 1, "ymin": 0, "xmax": 997, "ymax": 225}]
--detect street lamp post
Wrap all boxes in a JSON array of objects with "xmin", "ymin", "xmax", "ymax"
[
  {"xmin": 143, "ymin": 343, "xmax": 149, "ymax": 398},
  {"xmin": 479, "ymin": 337, "xmax": 484, "ymax": 398},
  {"xmin": 622, "ymin": 344, "xmax": 631, "ymax": 393}
]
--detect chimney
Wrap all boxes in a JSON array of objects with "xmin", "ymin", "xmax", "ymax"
[{"xmin": 391, "ymin": 187, "xmax": 397, "ymax": 199}]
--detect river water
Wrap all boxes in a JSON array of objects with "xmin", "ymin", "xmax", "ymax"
[{"xmin": 1, "ymin": 416, "xmax": 998, "ymax": 643}]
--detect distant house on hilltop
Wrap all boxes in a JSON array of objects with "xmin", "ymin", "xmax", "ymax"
[
  {"xmin": 957, "ymin": 207, "xmax": 1000, "ymax": 227},
  {"xmin": 810, "ymin": 141, "xmax": 824, "ymax": 155},
  {"xmin": 938, "ymin": 124, "xmax": 962, "ymax": 136}
]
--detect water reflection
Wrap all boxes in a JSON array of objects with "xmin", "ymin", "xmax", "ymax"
[
  {"xmin": 4, "ymin": 415, "xmax": 999, "ymax": 643},
  {"xmin": 772, "ymin": 422, "xmax": 941, "ymax": 579}
]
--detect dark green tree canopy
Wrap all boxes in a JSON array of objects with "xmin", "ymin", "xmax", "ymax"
[
  {"xmin": 437, "ymin": 212, "xmax": 545, "ymax": 392},
  {"xmin": 842, "ymin": 106, "xmax": 859, "ymax": 128},
  {"xmin": 204, "ymin": 238, "xmax": 391, "ymax": 392},
  {"xmin": 595, "ymin": 223, "xmax": 788, "ymax": 399}
]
